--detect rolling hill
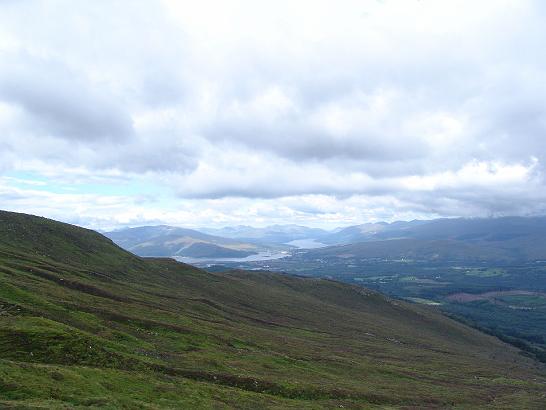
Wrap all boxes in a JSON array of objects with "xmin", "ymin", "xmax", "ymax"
[
  {"xmin": 322, "ymin": 216, "xmax": 546, "ymax": 244},
  {"xmin": 105, "ymin": 225, "xmax": 260, "ymax": 258},
  {"xmin": 303, "ymin": 238, "xmax": 515, "ymax": 263},
  {"xmin": 317, "ymin": 217, "xmax": 546, "ymax": 262},
  {"xmin": 0, "ymin": 210, "xmax": 545, "ymax": 409}
]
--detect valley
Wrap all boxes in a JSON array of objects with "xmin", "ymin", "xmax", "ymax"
[
  {"xmin": 155, "ymin": 217, "xmax": 546, "ymax": 369},
  {"xmin": 106, "ymin": 217, "xmax": 546, "ymax": 368},
  {"xmin": 1, "ymin": 211, "xmax": 545, "ymax": 408}
]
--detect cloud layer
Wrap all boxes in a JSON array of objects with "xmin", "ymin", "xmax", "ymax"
[{"xmin": 1, "ymin": 0, "xmax": 545, "ymax": 228}]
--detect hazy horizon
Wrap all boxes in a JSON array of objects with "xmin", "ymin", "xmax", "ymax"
[{"xmin": 97, "ymin": 214, "xmax": 546, "ymax": 233}]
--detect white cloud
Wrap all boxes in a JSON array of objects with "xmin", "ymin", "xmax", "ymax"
[{"xmin": 0, "ymin": 0, "xmax": 545, "ymax": 227}]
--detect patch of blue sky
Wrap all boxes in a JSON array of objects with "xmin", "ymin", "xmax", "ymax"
[{"xmin": 4, "ymin": 170, "xmax": 166, "ymax": 198}]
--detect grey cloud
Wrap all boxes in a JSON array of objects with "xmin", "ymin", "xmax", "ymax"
[
  {"xmin": 204, "ymin": 120, "xmax": 428, "ymax": 163},
  {"xmin": 395, "ymin": 182, "xmax": 546, "ymax": 220},
  {"xmin": 0, "ymin": 53, "xmax": 134, "ymax": 142},
  {"xmin": 95, "ymin": 136, "xmax": 199, "ymax": 174},
  {"xmin": 464, "ymin": 83, "xmax": 546, "ymax": 165},
  {"xmin": 139, "ymin": 69, "xmax": 188, "ymax": 107},
  {"xmin": 1, "ymin": 0, "xmax": 546, "ymax": 224}
]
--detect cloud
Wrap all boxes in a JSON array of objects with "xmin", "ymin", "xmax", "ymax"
[
  {"xmin": 200, "ymin": 87, "xmax": 434, "ymax": 163},
  {"xmin": 0, "ymin": 0, "xmax": 545, "ymax": 227},
  {"xmin": 0, "ymin": 53, "xmax": 134, "ymax": 142}
]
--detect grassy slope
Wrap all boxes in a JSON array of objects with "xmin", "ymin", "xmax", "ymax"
[{"xmin": 0, "ymin": 211, "xmax": 545, "ymax": 409}]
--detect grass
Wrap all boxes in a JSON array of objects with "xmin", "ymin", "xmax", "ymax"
[
  {"xmin": 0, "ymin": 210, "xmax": 545, "ymax": 409},
  {"xmin": 497, "ymin": 294, "xmax": 546, "ymax": 307},
  {"xmin": 465, "ymin": 268, "xmax": 509, "ymax": 278}
]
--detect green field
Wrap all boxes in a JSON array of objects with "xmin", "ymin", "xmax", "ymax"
[
  {"xmin": 498, "ymin": 294, "xmax": 546, "ymax": 307},
  {"xmin": 464, "ymin": 268, "xmax": 508, "ymax": 278}
]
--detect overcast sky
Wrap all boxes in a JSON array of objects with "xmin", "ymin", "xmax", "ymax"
[{"xmin": 1, "ymin": 0, "xmax": 545, "ymax": 229}]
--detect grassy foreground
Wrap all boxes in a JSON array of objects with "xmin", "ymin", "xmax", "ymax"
[{"xmin": 0, "ymin": 210, "xmax": 545, "ymax": 409}]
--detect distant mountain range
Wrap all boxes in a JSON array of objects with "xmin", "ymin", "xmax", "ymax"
[
  {"xmin": 310, "ymin": 217, "xmax": 546, "ymax": 263},
  {"xmin": 105, "ymin": 225, "xmax": 261, "ymax": 258},
  {"xmin": 106, "ymin": 224, "xmax": 329, "ymax": 258},
  {"xmin": 321, "ymin": 217, "xmax": 546, "ymax": 244},
  {"xmin": 200, "ymin": 224, "xmax": 330, "ymax": 244},
  {"xmin": 107, "ymin": 216, "xmax": 546, "ymax": 262}
]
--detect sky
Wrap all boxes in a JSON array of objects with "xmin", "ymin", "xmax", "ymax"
[{"xmin": 1, "ymin": 0, "xmax": 545, "ymax": 230}]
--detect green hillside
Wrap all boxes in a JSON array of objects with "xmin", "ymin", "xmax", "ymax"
[{"xmin": 0, "ymin": 211, "xmax": 545, "ymax": 409}]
